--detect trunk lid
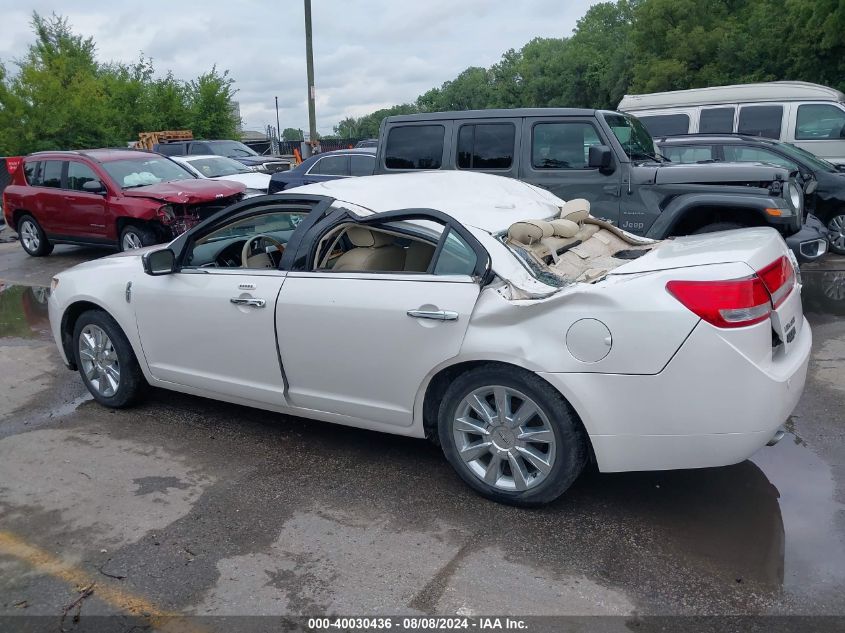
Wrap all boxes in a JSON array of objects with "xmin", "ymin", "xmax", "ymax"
[{"xmin": 610, "ymin": 227, "xmax": 788, "ymax": 276}]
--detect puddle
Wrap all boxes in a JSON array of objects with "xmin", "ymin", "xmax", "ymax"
[{"xmin": 0, "ymin": 283, "xmax": 51, "ymax": 339}]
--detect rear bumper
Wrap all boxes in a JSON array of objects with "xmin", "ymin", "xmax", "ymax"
[
  {"xmin": 539, "ymin": 316, "xmax": 811, "ymax": 473},
  {"xmin": 785, "ymin": 213, "xmax": 829, "ymax": 262}
]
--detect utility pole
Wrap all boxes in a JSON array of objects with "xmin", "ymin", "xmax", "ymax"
[
  {"xmin": 304, "ymin": 0, "xmax": 317, "ymax": 151},
  {"xmin": 275, "ymin": 96, "xmax": 281, "ymax": 142}
]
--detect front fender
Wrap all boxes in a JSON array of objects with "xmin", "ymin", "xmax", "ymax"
[{"xmin": 645, "ymin": 192, "xmax": 792, "ymax": 239}]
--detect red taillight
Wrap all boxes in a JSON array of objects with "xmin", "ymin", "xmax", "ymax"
[
  {"xmin": 667, "ymin": 277, "xmax": 772, "ymax": 328},
  {"xmin": 666, "ymin": 256, "xmax": 797, "ymax": 329},
  {"xmin": 757, "ymin": 255, "xmax": 795, "ymax": 308}
]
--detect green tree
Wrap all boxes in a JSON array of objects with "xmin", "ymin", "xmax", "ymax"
[
  {"xmin": 186, "ymin": 67, "xmax": 239, "ymax": 139},
  {"xmin": 282, "ymin": 127, "xmax": 304, "ymax": 141}
]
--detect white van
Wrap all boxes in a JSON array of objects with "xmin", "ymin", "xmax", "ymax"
[{"xmin": 618, "ymin": 81, "xmax": 845, "ymax": 164}]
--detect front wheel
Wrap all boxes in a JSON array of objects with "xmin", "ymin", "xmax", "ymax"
[
  {"xmin": 826, "ymin": 212, "xmax": 845, "ymax": 255},
  {"xmin": 120, "ymin": 224, "xmax": 157, "ymax": 251},
  {"xmin": 18, "ymin": 215, "xmax": 53, "ymax": 257},
  {"xmin": 73, "ymin": 310, "xmax": 147, "ymax": 407},
  {"xmin": 438, "ymin": 366, "xmax": 587, "ymax": 506}
]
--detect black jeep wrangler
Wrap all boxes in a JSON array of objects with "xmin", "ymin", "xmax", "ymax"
[{"xmin": 373, "ymin": 109, "xmax": 828, "ymax": 261}]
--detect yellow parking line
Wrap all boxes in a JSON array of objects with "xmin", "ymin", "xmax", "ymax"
[{"xmin": 0, "ymin": 530, "xmax": 205, "ymax": 633}]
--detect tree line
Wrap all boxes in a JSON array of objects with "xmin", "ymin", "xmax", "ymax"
[
  {"xmin": 334, "ymin": 0, "xmax": 845, "ymax": 139},
  {"xmin": 0, "ymin": 13, "xmax": 240, "ymax": 155}
]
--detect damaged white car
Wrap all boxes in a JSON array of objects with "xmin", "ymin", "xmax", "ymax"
[{"xmin": 47, "ymin": 171, "xmax": 811, "ymax": 506}]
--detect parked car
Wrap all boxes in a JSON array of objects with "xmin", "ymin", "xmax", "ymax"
[
  {"xmin": 47, "ymin": 171, "xmax": 809, "ymax": 506},
  {"xmin": 171, "ymin": 155, "xmax": 271, "ymax": 197},
  {"xmin": 354, "ymin": 139, "xmax": 378, "ymax": 149},
  {"xmin": 154, "ymin": 139, "xmax": 290, "ymax": 174},
  {"xmin": 268, "ymin": 148, "xmax": 375, "ymax": 193},
  {"xmin": 657, "ymin": 134, "xmax": 845, "ymax": 255},
  {"xmin": 373, "ymin": 108, "xmax": 828, "ymax": 262},
  {"xmin": 1, "ymin": 149, "xmax": 245, "ymax": 256},
  {"xmin": 618, "ymin": 81, "xmax": 845, "ymax": 165}
]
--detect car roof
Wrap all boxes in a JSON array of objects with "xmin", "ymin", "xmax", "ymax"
[
  {"xmin": 619, "ymin": 81, "xmax": 845, "ymax": 110},
  {"xmin": 172, "ymin": 154, "xmax": 238, "ymax": 161},
  {"xmin": 312, "ymin": 148, "xmax": 376, "ymax": 156},
  {"xmin": 656, "ymin": 134, "xmax": 784, "ymax": 146},
  {"xmin": 288, "ymin": 171, "xmax": 564, "ymax": 233},
  {"xmin": 385, "ymin": 107, "xmax": 597, "ymax": 123},
  {"xmin": 27, "ymin": 148, "xmax": 162, "ymax": 162}
]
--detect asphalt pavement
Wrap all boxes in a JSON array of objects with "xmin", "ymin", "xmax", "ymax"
[{"xmin": 1, "ymin": 237, "xmax": 844, "ymax": 631}]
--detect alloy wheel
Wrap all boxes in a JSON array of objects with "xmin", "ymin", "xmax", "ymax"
[
  {"xmin": 452, "ymin": 385, "xmax": 556, "ymax": 492},
  {"xmin": 829, "ymin": 213, "xmax": 845, "ymax": 253},
  {"xmin": 122, "ymin": 231, "xmax": 143, "ymax": 250},
  {"xmin": 20, "ymin": 220, "xmax": 40, "ymax": 252},
  {"xmin": 78, "ymin": 324, "xmax": 121, "ymax": 397}
]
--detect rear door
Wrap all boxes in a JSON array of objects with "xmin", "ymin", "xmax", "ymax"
[
  {"xmin": 31, "ymin": 160, "xmax": 66, "ymax": 236},
  {"xmin": 520, "ymin": 116, "xmax": 622, "ymax": 224},
  {"xmin": 275, "ymin": 214, "xmax": 485, "ymax": 427}
]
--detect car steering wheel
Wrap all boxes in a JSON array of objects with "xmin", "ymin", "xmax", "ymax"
[{"xmin": 241, "ymin": 234, "xmax": 286, "ymax": 269}]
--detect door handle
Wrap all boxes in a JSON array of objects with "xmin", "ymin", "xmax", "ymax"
[
  {"xmin": 230, "ymin": 297, "xmax": 266, "ymax": 308},
  {"xmin": 407, "ymin": 309, "xmax": 458, "ymax": 321}
]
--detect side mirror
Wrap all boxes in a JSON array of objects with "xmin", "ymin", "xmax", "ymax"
[
  {"xmin": 588, "ymin": 145, "xmax": 613, "ymax": 171},
  {"xmin": 142, "ymin": 249, "xmax": 176, "ymax": 276},
  {"xmin": 82, "ymin": 180, "xmax": 107, "ymax": 194}
]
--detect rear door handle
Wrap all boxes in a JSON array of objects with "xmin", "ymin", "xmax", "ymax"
[
  {"xmin": 230, "ymin": 297, "xmax": 266, "ymax": 308},
  {"xmin": 407, "ymin": 309, "xmax": 458, "ymax": 321}
]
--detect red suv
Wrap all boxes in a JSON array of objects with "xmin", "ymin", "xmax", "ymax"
[{"xmin": 1, "ymin": 149, "xmax": 245, "ymax": 256}]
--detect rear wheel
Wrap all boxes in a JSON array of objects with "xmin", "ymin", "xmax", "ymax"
[
  {"xmin": 826, "ymin": 212, "xmax": 845, "ymax": 255},
  {"xmin": 120, "ymin": 224, "xmax": 157, "ymax": 251},
  {"xmin": 438, "ymin": 365, "xmax": 587, "ymax": 506},
  {"xmin": 692, "ymin": 221, "xmax": 744, "ymax": 234},
  {"xmin": 18, "ymin": 215, "xmax": 53, "ymax": 257},
  {"xmin": 73, "ymin": 310, "xmax": 146, "ymax": 407}
]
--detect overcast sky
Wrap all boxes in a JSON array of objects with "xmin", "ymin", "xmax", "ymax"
[{"xmin": 0, "ymin": 0, "xmax": 599, "ymax": 135}]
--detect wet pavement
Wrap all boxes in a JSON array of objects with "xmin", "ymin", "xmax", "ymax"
[{"xmin": 0, "ymin": 239, "xmax": 843, "ymax": 627}]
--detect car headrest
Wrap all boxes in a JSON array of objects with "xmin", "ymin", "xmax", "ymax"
[
  {"xmin": 549, "ymin": 218, "xmax": 580, "ymax": 238},
  {"xmin": 507, "ymin": 220, "xmax": 554, "ymax": 244},
  {"xmin": 346, "ymin": 227, "xmax": 394, "ymax": 247},
  {"xmin": 560, "ymin": 199, "xmax": 590, "ymax": 223}
]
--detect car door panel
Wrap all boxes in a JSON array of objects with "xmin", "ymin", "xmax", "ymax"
[
  {"xmin": 133, "ymin": 271, "xmax": 288, "ymax": 403},
  {"xmin": 276, "ymin": 273, "xmax": 479, "ymax": 426}
]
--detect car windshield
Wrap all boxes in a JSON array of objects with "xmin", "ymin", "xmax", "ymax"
[
  {"xmin": 778, "ymin": 142, "xmax": 838, "ymax": 173},
  {"xmin": 602, "ymin": 112, "xmax": 661, "ymax": 162},
  {"xmin": 210, "ymin": 141, "xmax": 259, "ymax": 157},
  {"xmin": 186, "ymin": 156, "xmax": 252, "ymax": 177},
  {"xmin": 101, "ymin": 158, "xmax": 196, "ymax": 189}
]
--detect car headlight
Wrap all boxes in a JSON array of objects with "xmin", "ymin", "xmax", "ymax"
[{"xmin": 786, "ymin": 182, "xmax": 802, "ymax": 213}]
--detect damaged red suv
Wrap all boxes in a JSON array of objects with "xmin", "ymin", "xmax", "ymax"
[{"xmin": 1, "ymin": 149, "xmax": 245, "ymax": 256}]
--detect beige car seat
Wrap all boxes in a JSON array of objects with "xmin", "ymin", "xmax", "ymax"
[{"xmin": 332, "ymin": 227, "xmax": 406, "ymax": 272}]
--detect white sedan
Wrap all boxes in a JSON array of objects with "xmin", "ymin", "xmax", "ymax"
[
  {"xmin": 47, "ymin": 171, "xmax": 810, "ymax": 506},
  {"xmin": 171, "ymin": 154, "xmax": 271, "ymax": 197}
]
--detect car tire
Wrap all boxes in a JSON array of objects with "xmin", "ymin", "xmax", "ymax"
[
  {"xmin": 825, "ymin": 212, "xmax": 845, "ymax": 255},
  {"xmin": 438, "ymin": 365, "xmax": 587, "ymax": 506},
  {"xmin": 120, "ymin": 224, "xmax": 157, "ymax": 252},
  {"xmin": 692, "ymin": 222, "xmax": 745, "ymax": 234},
  {"xmin": 72, "ymin": 310, "xmax": 147, "ymax": 408},
  {"xmin": 17, "ymin": 215, "xmax": 54, "ymax": 257}
]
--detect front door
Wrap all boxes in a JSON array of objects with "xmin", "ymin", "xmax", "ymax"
[
  {"xmin": 519, "ymin": 117, "xmax": 622, "ymax": 224},
  {"xmin": 133, "ymin": 270, "xmax": 287, "ymax": 403},
  {"xmin": 61, "ymin": 160, "xmax": 108, "ymax": 239},
  {"xmin": 276, "ymin": 272, "xmax": 479, "ymax": 427}
]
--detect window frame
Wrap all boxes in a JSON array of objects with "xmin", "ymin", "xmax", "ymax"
[
  {"xmin": 39, "ymin": 160, "xmax": 66, "ymax": 189},
  {"xmin": 637, "ymin": 113, "xmax": 691, "ymax": 138},
  {"xmin": 306, "ymin": 154, "xmax": 350, "ymax": 177},
  {"xmin": 794, "ymin": 103, "xmax": 845, "ymax": 141},
  {"xmin": 530, "ymin": 120, "xmax": 606, "ymax": 170},
  {"xmin": 660, "ymin": 143, "xmax": 717, "ymax": 164},
  {"xmin": 66, "ymin": 160, "xmax": 102, "ymax": 192},
  {"xmin": 722, "ymin": 144, "xmax": 799, "ymax": 170},
  {"xmin": 349, "ymin": 154, "xmax": 376, "ymax": 176},
  {"xmin": 699, "ymin": 107, "xmax": 736, "ymax": 134},
  {"xmin": 382, "ymin": 124, "xmax": 447, "ymax": 171},
  {"xmin": 455, "ymin": 122, "xmax": 516, "ymax": 171},
  {"xmin": 737, "ymin": 104, "xmax": 784, "ymax": 139}
]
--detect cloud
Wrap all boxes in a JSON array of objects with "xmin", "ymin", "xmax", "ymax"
[{"xmin": 0, "ymin": 0, "xmax": 598, "ymax": 136}]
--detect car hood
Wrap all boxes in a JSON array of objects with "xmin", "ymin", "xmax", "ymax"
[
  {"xmin": 643, "ymin": 161, "xmax": 790, "ymax": 185},
  {"xmin": 210, "ymin": 172, "xmax": 271, "ymax": 190},
  {"xmin": 232, "ymin": 156, "xmax": 272, "ymax": 166},
  {"xmin": 120, "ymin": 179, "xmax": 245, "ymax": 203}
]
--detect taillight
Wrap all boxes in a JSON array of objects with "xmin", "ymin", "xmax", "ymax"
[
  {"xmin": 666, "ymin": 256, "xmax": 797, "ymax": 329},
  {"xmin": 757, "ymin": 255, "xmax": 795, "ymax": 308},
  {"xmin": 666, "ymin": 277, "xmax": 772, "ymax": 328}
]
